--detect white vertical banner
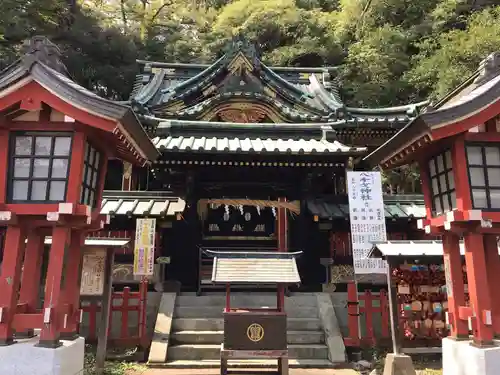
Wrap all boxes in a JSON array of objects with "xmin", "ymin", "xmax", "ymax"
[
  {"xmin": 133, "ymin": 218, "xmax": 156, "ymax": 276},
  {"xmin": 347, "ymin": 171, "xmax": 387, "ymax": 274}
]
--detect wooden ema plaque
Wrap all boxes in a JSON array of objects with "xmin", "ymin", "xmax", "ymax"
[{"xmin": 223, "ymin": 310, "xmax": 287, "ymax": 351}]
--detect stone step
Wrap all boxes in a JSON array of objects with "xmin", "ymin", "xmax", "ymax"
[
  {"xmin": 174, "ymin": 306, "xmax": 318, "ymax": 319},
  {"xmin": 152, "ymin": 359, "xmax": 336, "ymax": 368},
  {"xmin": 172, "ymin": 318, "xmax": 322, "ymax": 331},
  {"xmin": 176, "ymin": 294, "xmax": 317, "ymax": 307},
  {"xmin": 170, "ymin": 330, "xmax": 325, "ymax": 345},
  {"xmin": 168, "ymin": 344, "xmax": 329, "ymax": 361},
  {"xmin": 168, "ymin": 344, "xmax": 220, "ymax": 361}
]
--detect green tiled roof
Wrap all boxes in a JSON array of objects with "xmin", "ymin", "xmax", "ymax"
[
  {"xmin": 130, "ymin": 37, "xmax": 427, "ymax": 125},
  {"xmin": 307, "ymin": 195, "xmax": 426, "ymax": 220}
]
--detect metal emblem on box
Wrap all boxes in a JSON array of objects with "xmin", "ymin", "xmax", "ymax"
[{"xmin": 246, "ymin": 323, "xmax": 264, "ymax": 342}]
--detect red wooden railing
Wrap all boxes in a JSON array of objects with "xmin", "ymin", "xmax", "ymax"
[
  {"xmin": 344, "ymin": 281, "xmax": 390, "ymax": 347},
  {"xmin": 80, "ymin": 281, "xmax": 148, "ymax": 349}
]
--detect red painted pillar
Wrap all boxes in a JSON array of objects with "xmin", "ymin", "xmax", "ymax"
[
  {"xmin": 17, "ymin": 231, "xmax": 45, "ymax": 338},
  {"xmin": 442, "ymin": 232, "xmax": 468, "ymax": 338},
  {"xmin": 276, "ymin": 197, "xmax": 288, "ymax": 311},
  {"xmin": 483, "ymin": 234, "xmax": 500, "ymax": 338},
  {"xmin": 38, "ymin": 226, "xmax": 71, "ymax": 348},
  {"xmin": 19, "ymin": 232, "xmax": 45, "ymax": 310},
  {"xmin": 60, "ymin": 230, "xmax": 84, "ymax": 339},
  {"xmin": 0, "ymin": 225, "xmax": 26, "ymax": 345},
  {"xmin": 66, "ymin": 132, "xmax": 86, "ymax": 204},
  {"xmin": 464, "ymin": 233, "xmax": 494, "ymax": 346}
]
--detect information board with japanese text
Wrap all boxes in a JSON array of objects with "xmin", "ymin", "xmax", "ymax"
[
  {"xmin": 80, "ymin": 248, "xmax": 107, "ymax": 296},
  {"xmin": 347, "ymin": 171, "xmax": 387, "ymax": 274},
  {"xmin": 133, "ymin": 218, "xmax": 156, "ymax": 276}
]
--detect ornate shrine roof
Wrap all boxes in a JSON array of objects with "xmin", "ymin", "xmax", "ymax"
[
  {"xmin": 130, "ymin": 37, "xmax": 427, "ymax": 128},
  {"xmin": 365, "ymin": 52, "xmax": 500, "ymax": 168},
  {"xmin": 0, "ymin": 36, "xmax": 158, "ymax": 165}
]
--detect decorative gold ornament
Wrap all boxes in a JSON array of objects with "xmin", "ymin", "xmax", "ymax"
[
  {"xmin": 246, "ymin": 323, "xmax": 264, "ymax": 342},
  {"xmin": 123, "ymin": 162, "xmax": 133, "ymax": 179},
  {"xmin": 219, "ymin": 108, "xmax": 266, "ymax": 123}
]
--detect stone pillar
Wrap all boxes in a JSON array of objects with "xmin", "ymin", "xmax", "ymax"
[
  {"xmin": 60, "ymin": 230, "xmax": 84, "ymax": 339},
  {"xmin": 483, "ymin": 234, "xmax": 500, "ymax": 338},
  {"xmin": 38, "ymin": 226, "xmax": 71, "ymax": 348},
  {"xmin": 17, "ymin": 231, "xmax": 45, "ymax": 338},
  {"xmin": 0, "ymin": 226, "xmax": 26, "ymax": 345},
  {"xmin": 442, "ymin": 232, "xmax": 468, "ymax": 338},
  {"xmin": 464, "ymin": 233, "xmax": 494, "ymax": 346}
]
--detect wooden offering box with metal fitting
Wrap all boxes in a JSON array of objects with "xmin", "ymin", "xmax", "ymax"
[
  {"xmin": 204, "ymin": 249, "xmax": 302, "ymax": 375},
  {"xmin": 223, "ymin": 309, "xmax": 287, "ymax": 351}
]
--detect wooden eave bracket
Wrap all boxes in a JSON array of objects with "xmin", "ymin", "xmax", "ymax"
[
  {"xmin": 112, "ymin": 127, "xmax": 147, "ymax": 166},
  {"xmin": 0, "ymin": 211, "xmax": 18, "ymax": 225},
  {"xmin": 421, "ymin": 209, "xmax": 496, "ymax": 234},
  {"xmin": 46, "ymin": 203, "xmax": 94, "ymax": 223}
]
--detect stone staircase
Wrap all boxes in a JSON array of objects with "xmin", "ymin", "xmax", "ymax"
[{"xmin": 162, "ymin": 292, "xmax": 339, "ymax": 368}]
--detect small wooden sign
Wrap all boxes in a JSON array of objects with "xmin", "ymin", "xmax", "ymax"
[
  {"xmin": 398, "ymin": 285, "xmax": 410, "ymax": 294},
  {"xmin": 80, "ymin": 248, "xmax": 107, "ymax": 296}
]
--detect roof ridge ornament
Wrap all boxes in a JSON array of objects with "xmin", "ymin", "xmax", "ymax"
[
  {"xmin": 224, "ymin": 34, "xmax": 261, "ymax": 67},
  {"xmin": 21, "ymin": 36, "xmax": 68, "ymax": 75},
  {"xmin": 474, "ymin": 51, "xmax": 500, "ymax": 86}
]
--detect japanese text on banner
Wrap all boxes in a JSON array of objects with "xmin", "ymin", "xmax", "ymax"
[
  {"xmin": 133, "ymin": 218, "xmax": 156, "ymax": 276},
  {"xmin": 347, "ymin": 171, "xmax": 387, "ymax": 274}
]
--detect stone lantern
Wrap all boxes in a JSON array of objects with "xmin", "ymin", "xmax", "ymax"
[
  {"xmin": 0, "ymin": 37, "xmax": 158, "ymax": 375},
  {"xmin": 365, "ymin": 52, "xmax": 500, "ymax": 375}
]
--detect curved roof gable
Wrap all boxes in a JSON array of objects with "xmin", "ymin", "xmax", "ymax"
[
  {"xmin": 0, "ymin": 36, "xmax": 159, "ymax": 165},
  {"xmin": 131, "ymin": 37, "xmax": 347, "ymax": 121},
  {"xmin": 131, "ymin": 38, "xmax": 427, "ymax": 126}
]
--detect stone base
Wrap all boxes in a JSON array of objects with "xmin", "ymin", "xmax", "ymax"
[
  {"xmin": 382, "ymin": 353, "xmax": 416, "ymax": 375},
  {"xmin": 0, "ymin": 335, "xmax": 85, "ymax": 375},
  {"xmin": 443, "ymin": 337, "xmax": 500, "ymax": 375}
]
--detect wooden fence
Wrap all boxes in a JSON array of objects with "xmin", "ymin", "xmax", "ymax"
[
  {"xmin": 80, "ymin": 281, "xmax": 148, "ymax": 349},
  {"xmin": 344, "ymin": 281, "xmax": 391, "ymax": 347}
]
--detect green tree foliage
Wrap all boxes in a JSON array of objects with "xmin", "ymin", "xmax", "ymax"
[
  {"xmin": 2, "ymin": 1, "xmax": 500, "ymax": 192},
  {"xmin": 1, "ymin": 0, "xmax": 500, "ymax": 107},
  {"xmin": 407, "ymin": 6, "xmax": 500, "ymax": 100}
]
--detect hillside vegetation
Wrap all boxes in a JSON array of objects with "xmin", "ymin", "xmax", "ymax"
[{"xmin": 1, "ymin": 0, "xmax": 499, "ymax": 105}]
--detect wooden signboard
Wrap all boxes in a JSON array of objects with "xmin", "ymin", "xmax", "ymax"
[{"xmin": 80, "ymin": 248, "xmax": 107, "ymax": 296}]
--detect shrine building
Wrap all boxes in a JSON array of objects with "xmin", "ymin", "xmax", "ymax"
[
  {"xmin": 365, "ymin": 51, "xmax": 500, "ymax": 375},
  {"xmin": 0, "ymin": 37, "xmax": 434, "ymax": 291},
  {"xmin": 95, "ymin": 37, "xmax": 432, "ymax": 292},
  {"xmin": 0, "ymin": 36, "xmax": 445, "ymax": 369}
]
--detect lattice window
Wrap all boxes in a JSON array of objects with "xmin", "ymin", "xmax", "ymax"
[
  {"xmin": 8, "ymin": 133, "xmax": 72, "ymax": 203},
  {"xmin": 466, "ymin": 144, "xmax": 500, "ymax": 209},
  {"xmin": 80, "ymin": 142, "xmax": 102, "ymax": 207},
  {"xmin": 428, "ymin": 150, "xmax": 456, "ymax": 215}
]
